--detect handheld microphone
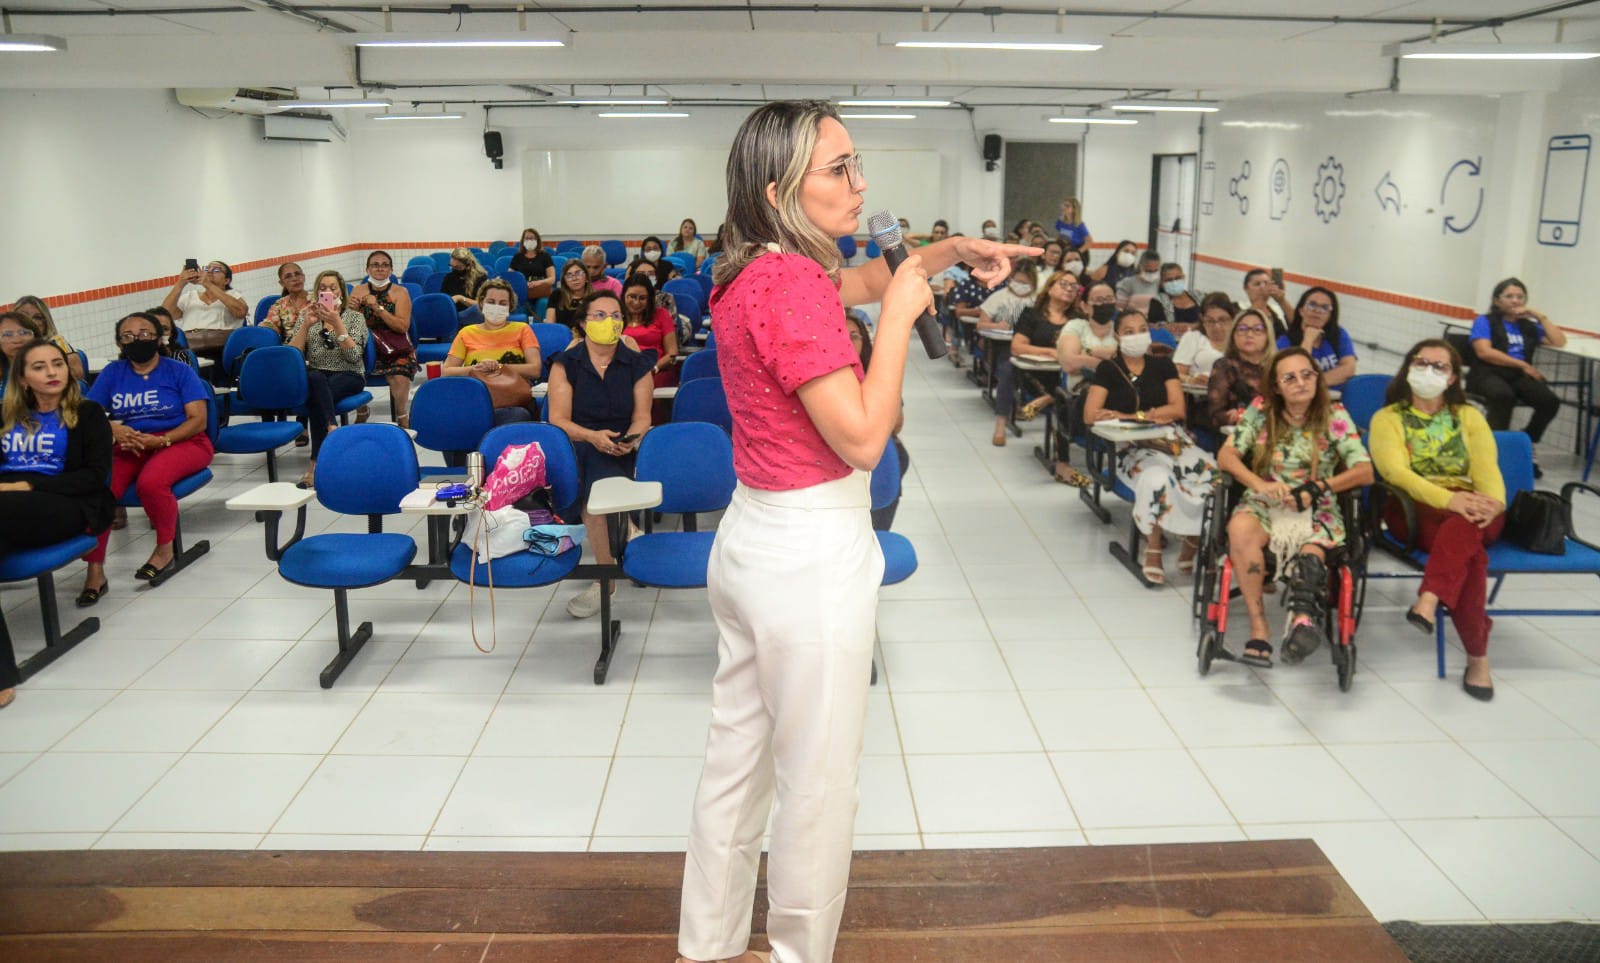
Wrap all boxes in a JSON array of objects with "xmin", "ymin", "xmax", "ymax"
[{"xmin": 866, "ymin": 210, "xmax": 948, "ymax": 360}]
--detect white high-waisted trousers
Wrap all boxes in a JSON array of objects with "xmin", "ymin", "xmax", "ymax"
[{"xmin": 679, "ymin": 471, "xmax": 884, "ymax": 963}]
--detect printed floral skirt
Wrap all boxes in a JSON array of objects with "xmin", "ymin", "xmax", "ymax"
[{"xmin": 1115, "ymin": 430, "xmax": 1220, "ymax": 538}]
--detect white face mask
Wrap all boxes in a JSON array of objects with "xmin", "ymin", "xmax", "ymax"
[
  {"xmin": 1139, "ymin": 269, "xmax": 1159, "ymax": 283},
  {"xmin": 982, "ymin": 226, "xmax": 999, "ymax": 239},
  {"xmin": 1009, "ymin": 281, "xmax": 1034, "ymax": 297},
  {"xmin": 1120, "ymin": 331, "xmax": 1152, "ymax": 358},
  {"xmin": 1116, "ymin": 251, "xmax": 1136, "ymax": 268},
  {"xmin": 1062, "ymin": 260, "xmax": 1083, "ymax": 275},
  {"xmin": 644, "ymin": 249, "xmax": 661, "ymax": 262},
  {"xmin": 1407, "ymin": 366, "xmax": 1451, "ymax": 401},
  {"xmin": 522, "ymin": 239, "xmax": 539, "ymax": 251},
  {"xmin": 367, "ymin": 275, "xmax": 390, "ymax": 289},
  {"xmin": 481, "ymin": 303, "xmax": 511, "ymax": 324}
]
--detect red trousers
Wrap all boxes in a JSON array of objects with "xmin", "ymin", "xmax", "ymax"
[
  {"xmin": 1385, "ymin": 500, "xmax": 1505, "ymax": 657},
  {"xmin": 86, "ymin": 435, "xmax": 214, "ymax": 563}
]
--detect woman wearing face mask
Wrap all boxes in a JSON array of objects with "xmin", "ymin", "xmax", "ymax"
[
  {"xmin": 1055, "ymin": 197, "xmax": 1093, "ymax": 258},
  {"xmin": 1370, "ymin": 339, "xmax": 1506, "ymax": 701},
  {"xmin": 1114, "ymin": 250, "xmax": 1164, "ymax": 314},
  {"xmin": 161, "ymin": 259, "xmax": 247, "ymax": 382},
  {"xmin": 1083, "ymin": 310, "xmax": 1218, "ymax": 584},
  {"xmin": 0, "ymin": 339, "xmax": 115, "ymax": 708},
  {"xmin": 1149, "ymin": 263, "xmax": 1203, "ymax": 334},
  {"xmin": 547, "ymin": 292, "xmax": 654, "ymax": 620},
  {"xmin": 444, "ymin": 279, "xmax": 540, "ymax": 427},
  {"xmin": 81, "ymin": 313, "xmax": 212, "ymax": 603},
  {"xmin": 638, "ymin": 235, "xmax": 668, "ymax": 265},
  {"xmin": 1208, "ymin": 308, "xmax": 1274, "ymax": 428},
  {"xmin": 1035, "ymin": 239, "xmax": 1065, "ymax": 291},
  {"xmin": 1090, "ymin": 240, "xmax": 1141, "ymax": 290},
  {"xmin": 980, "ymin": 219, "xmax": 1000, "ymax": 241},
  {"xmin": 441, "ymin": 248, "xmax": 488, "ymax": 316},
  {"xmin": 351, "ymin": 250, "xmax": 417, "ymax": 429},
  {"xmin": 1014, "ymin": 274, "xmax": 1092, "ymax": 487},
  {"xmin": 620, "ymin": 274, "xmax": 680, "ymax": 390},
  {"xmin": 510, "ymin": 228, "xmax": 556, "ymax": 302},
  {"xmin": 1218, "ymin": 348, "xmax": 1372, "ymax": 668},
  {"xmin": 1466, "ymin": 278, "xmax": 1566, "ymax": 465},
  {"xmin": 8, "ymin": 296, "xmax": 85, "ymax": 383},
  {"xmin": 671, "ymin": 218, "xmax": 709, "ymax": 268},
  {"xmin": 978, "ymin": 259, "xmax": 1040, "ymax": 447},
  {"xmin": 283, "ymin": 271, "xmax": 369, "ymax": 488},
  {"xmin": 1279, "ymin": 287, "xmax": 1357, "ymax": 388}
]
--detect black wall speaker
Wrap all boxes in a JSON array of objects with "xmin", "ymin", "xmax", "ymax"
[
  {"xmin": 483, "ymin": 130, "xmax": 504, "ymax": 159},
  {"xmin": 982, "ymin": 134, "xmax": 1003, "ymax": 162}
]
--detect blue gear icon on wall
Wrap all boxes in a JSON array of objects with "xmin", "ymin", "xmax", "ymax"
[{"xmin": 1314, "ymin": 156, "xmax": 1346, "ymax": 223}]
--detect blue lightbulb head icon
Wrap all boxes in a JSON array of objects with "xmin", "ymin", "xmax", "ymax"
[{"xmin": 1270, "ymin": 159, "xmax": 1291, "ymax": 220}]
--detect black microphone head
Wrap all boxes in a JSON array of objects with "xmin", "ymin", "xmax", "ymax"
[{"xmin": 866, "ymin": 210, "xmax": 902, "ymax": 247}]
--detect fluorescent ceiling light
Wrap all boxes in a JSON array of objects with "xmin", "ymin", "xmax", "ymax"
[
  {"xmin": 597, "ymin": 111, "xmax": 689, "ymax": 119},
  {"xmin": 277, "ymin": 99, "xmax": 392, "ymax": 109},
  {"xmin": 881, "ymin": 33, "xmax": 1100, "ymax": 52},
  {"xmin": 1110, "ymin": 100, "xmax": 1219, "ymax": 113},
  {"xmin": 1392, "ymin": 41, "xmax": 1599, "ymax": 61},
  {"xmin": 0, "ymin": 34, "xmax": 66, "ymax": 52},
  {"xmin": 838, "ymin": 99, "xmax": 951, "ymax": 107},
  {"xmin": 561, "ymin": 98, "xmax": 667, "ymax": 105},
  {"xmin": 1048, "ymin": 116, "xmax": 1137, "ymax": 125},
  {"xmin": 373, "ymin": 113, "xmax": 464, "ymax": 121},
  {"xmin": 351, "ymin": 34, "xmax": 564, "ymax": 48},
  {"xmin": 841, "ymin": 113, "xmax": 917, "ymax": 120}
]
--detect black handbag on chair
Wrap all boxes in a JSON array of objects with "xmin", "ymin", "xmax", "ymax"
[{"xmin": 1504, "ymin": 490, "xmax": 1568, "ymax": 555}]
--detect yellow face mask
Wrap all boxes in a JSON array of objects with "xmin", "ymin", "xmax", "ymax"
[{"xmin": 585, "ymin": 317, "xmax": 623, "ymax": 345}]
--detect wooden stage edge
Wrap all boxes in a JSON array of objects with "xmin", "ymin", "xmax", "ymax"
[{"xmin": 0, "ymin": 840, "xmax": 1408, "ymax": 962}]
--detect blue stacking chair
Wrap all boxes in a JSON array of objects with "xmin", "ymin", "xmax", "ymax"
[
  {"xmin": 493, "ymin": 255, "xmax": 514, "ymax": 276},
  {"xmin": 1151, "ymin": 328, "xmax": 1178, "ymax": 349},
  {"xmin": 872, "ymin": 442, "xmax": 917, "ymax": 587},
  {"xmin": 663, "ymin": 252, "xmax": 696, "ymax": 277},
  {"xmin": 604, "ymin": 267, "xmax": 626, "ymax": 281},
  {"xmin": 865, "ymin": 240, "xmax": 881, "ymax": 259},
  {"xmin": 600, "ymin": 240, "xmax": 627, "ymax": 266},
  {"xmin": 406, "ymin": 255, "xmax": 436, "ymax": 272},
  {"xmin": 412, "ymin": 293, "xmax": 458, "ymax": 365},
  {"xmin": 118, "ymin": 396, "xmax": 218, "ymax": 588},
  {"xmin": 275, "ymin": 424, "xmax": 420, "ymax": 687},
  {"xmin": 218, "ymin": 325, "xmax": 284, "ymax": 414},
  {"xmin": 532, "ymin": 323, "xmax": 574, "ymax": 382},
  {"xmin": 693, "ymin": 273, "xmax": 714, "ymax": 305},
  {"xmin": 700, "ymin": 254, "xmax": 719, "ymax": 276},
  {"xmin": 703, "ymin": 330, "xmax": 716, "ymax": 351},
  {"xmin": 422, "ymin": 273, "xmax": 446, "ymax": 295},
  {"xmin": 1339, "ymin": 373, "xmax": 1390, "ymax": 436},
  {"xmin": 557, "ymin": 239, "xmax": 584, "ymax": 256},
  {"xmin": 253, "ymin": 294, "xmax": 281, "ymax": 326},
  {"xmin": 489, "ymin": 240, "xmax": 511, "ymax": 257},
  {"xmin": 662, "ymin": 278, "xmax": 703, "ymax": 313},
  {"xmin": 680, "ymin": 348, "xmax": 719, "ymax": 384},
  {"xmin": 400, "ymin": 281, "xmax": 424, "ymax": 303},
  {"xmin": 622, "ymin": 424, "xmax": 735, "ymax": 592},
  {"xmin": 0, "ymin": 534, "xmax": 102, "ymax": 682},
  {"xmin": 430, "ymin": 252, "xmax": 453, "ymax": 273},
  {"xmin": 551, "ymin": 254, "xmax": 570, "ymax": 277},
  {"xmin": 837, "ymin": 236, "xmax": 858, "ymax": 260},
  {"xmin": 214, "ymin": 346, "xmax": 308, "ymax": 482},
  {"xmin": 411, "ymin": 376, "xmax": 495, "ymax": 477},
  {"xmin": 401, "ymin": 265, "xmax": 432, "ymax": 287},
  {"xmin": 670, "ymin": 292, "xmax": 703, "ymax": 339},
  {"xmin": 495, "ymin": 270, "xmax": 530, "ymax": 322},
  {"xmin": 671, "ymin": 377, "xmax": 732, "ymax": 434},
  {"xmin": 469, "ymin": 247, "xmax": 491, "ymax": 262}
]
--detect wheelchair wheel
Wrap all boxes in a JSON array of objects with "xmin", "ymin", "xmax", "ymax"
[
  {"xmin": 1197, "ymin": 627, "xmax": 1220, "ymax": 676},
  {"xmin": 1334, "ymin": 642, "xmax": 1356, "ymax": 692}
]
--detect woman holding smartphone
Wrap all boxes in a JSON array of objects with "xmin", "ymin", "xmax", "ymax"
[
  {"xmin": 677, "ymin": 101, "xmax": 1033, "ymax": 963},
  {"xmin": 281, "ymin": 271, "xmax": 368, "ymax": 489}
]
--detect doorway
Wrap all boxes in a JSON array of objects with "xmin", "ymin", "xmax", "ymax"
[
  {"xmin": 1004, "ymin": 142, "xmax": 1080, "ymax": 238},
  {"xmin": 1148, "ymin": 153, "xmax": 1198, "ymax": 273}
]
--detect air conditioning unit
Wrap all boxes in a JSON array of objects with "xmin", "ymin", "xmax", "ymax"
[
  {"xmin": 262, "ymin": 113, "xmax": 347, "ymax": 143},
  {"xmin": 175, "ymin": 87, "xmax": 297, "ymax": 115}
]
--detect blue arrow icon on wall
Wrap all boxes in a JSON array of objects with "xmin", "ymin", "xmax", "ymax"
[
  {"xmin": 1375, "ymin": 172, "xmax": 1401, "ymax": 214},
  {"xmin": 1441, "ymin": 157, "xmax": 1484, "ymax": 234}
]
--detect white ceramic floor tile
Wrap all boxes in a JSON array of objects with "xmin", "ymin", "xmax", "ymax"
[
  {"xmin": 878, "ymin": 641, "xmax": 1015, "ymax": 692},
  {"xmin": 853, "ymin": 834, "xmax": 924, "ymax": 851},
  {"xmin": 0, "ymin": 833, "xmax": 103, "ymax": 851},
  {"xmin": 474, "ymin": 693, "xmax": 630, "ymax": 757},
  {"xmin": 1270, "ymin": 679, "xmax": 1449, "ymax": 744},
  {"xmin": 1463, "ymin": 740, "xmax": 1600, "ymax": 818},
  {"xmin": 892, "ymin": 691, "xmax": 1041, "ymax": 754},
  {"xmin": 1113, "ymin": 635, "xmax": 1262, "ymax": 688},
  {"xmin": 1402, "ymin": 818, "xmax": 1600, "ymax": 920},
  {"xmin": 856, "ymin": 754, "xmax": 919, "ymax": 836},
  {"xmin": 1023, "ymin": 689, "xmax": 1181, "ymax": 752},
  {"xmin": 252, "ymin": 639, "xmax": 410, "ymax": 691},
  {"xmin": 588, "ymin": 835, "xmax": 688, "ymax": 852},
  {"xmin": 194, "ymin": 690, "xmax": 372, "ymax": 754},
  {"xmin": 272, "ymin": 755, "xmax": 466, "ymax": 836},
  {"xmin": 977, "ymin": 597, "xmax": 1093, "ymax": 643},
  {"xmin": 131, "ymin": 637, "xmax": 293, "ymax": 691},
  {"xmin": 0, "ymin": 689, "xmax": 118, "ymax": 751},
  {"xmin": 876, "ymin": 599, "xmax": 994, "ymax": 644},
  {"xmin": 922, "ymin": 830, "xmax": 1086, "ymax": 849},
  {"xmin": 505, "ymin": 639, "xmax": 645, "ymax": 693},
  {"xmin": 114, "ymin": 753, "xmax": 322, "ymax": 833},
  {"xmin": 1388, "ymin": 680, "xmax": 1582, "ymax": 741},
  {"xmin": 432, "ymin": 756, "xmax": 610, "ymax": 837},
  {"xmin": 616, "ymin": 693, "xmax": 713, "ymax": 757},
  {"xmin": 0, "ymin": 752, "xmax": 178, "ymax": 832},
  {"xmin": 998, "ymin": 638, "xmax": 1137, "ymax": 690},
  {"xmin": 1084, "ymin": 826, "xmax": 1247, "ymax": 845},
  {"xmin": 23, "ymin": 635, "xmax": 185, "ymax": 690},
  {"xmin": 1555, "ymin": 818, "xmax": 1600, "ymax": 860},
  {"xmin": 333, "ymin": 692, "xmax": 496, "ymax": 756},
  {"xmin": 201, "ymin": 596, "xmax": 334, "ymax": 641},
  {"xmin": 1191, "ymin": 746, "xmax": 1386, "ymax": 825},
  {"xmin": 1502, "ymin": 678, "xmax": 1600, "ymax": 739},
  {"xmin": 1148, "ymin": 685, "xmax": 1317, "ymax": 748},
  {"xmin": 629, "ymin": 648, "xmax": 720, "ymax": 694},
  {"xmin": 863, "ymin": 694, "xmax": 902, "ymax": 756},
  {"xmin": 593, "ymin": 757, "xmax": 703, "ymax": 837},
  {"xmin": 92, "ymin": 593, "xmax": 235, "ymax": 642},
  {"xmin": 54, "ymin": 690, "xmax": 242, "ymax": 753},
  {"xmin": 878, "ymin": 564, "xmax": 973, "ymax": 601},
  {"xmin": 95, "ymin": 832, "xmax": 263, "ymax": 849},
  {"xmin": 378, "ymin": 643, "xmax": 523, "ymax": 694},
  {"xmin": 1330, "ymin": 742, "xmax": 1536, "ymax": 821},
  {"xmin": 960, "ymin": 563, "xmax": 1073, "ymax": 601},
  {"xmin": 904, "ymin": 753, "xmax": 1077, "ymax": 834},
  {"xmin": 0, "ymin": 753, "xmax": 35, "ymax": 789},
  {"xmin": 423, "ymin": 835, "xmax": 589, "ymax": 852},
  {"xmin": 1052, "ymin": 750, "xmax": 1235, "ymax": 829},
  {"xmin": 260, "ymin": 833, "xmax": 425, "ymax": 850}
]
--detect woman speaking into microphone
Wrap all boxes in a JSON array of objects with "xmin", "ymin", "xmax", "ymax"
[{"xmin": 677, "ymin": 101, "xmax": 1035, "ymax": 963}]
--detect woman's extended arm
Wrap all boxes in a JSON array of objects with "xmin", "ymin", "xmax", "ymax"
[{"xmin": 836, "ymin": 237, "xmax": 1039, "ymax": 307}]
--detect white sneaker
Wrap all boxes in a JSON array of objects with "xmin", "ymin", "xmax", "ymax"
[{"xmin": 566, "ymin": 581, "xmax": 603, "ymax": 619}]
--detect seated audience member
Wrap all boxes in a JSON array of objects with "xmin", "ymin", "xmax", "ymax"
[
  {"xmin": 1054, "ymin": 197, "xmax": 1093, "ymax": 258},
  {"xmin": 1115, "ymin": 249, "xmax": 1164, "ymax": 312},
  {"xmin": 9, "ymin": 296, "xmax": 85, "ymax": 382},
  {"xmin": 1056, "ymin": 282, "xmax": 1119, "ymax": 383},
  {"xmin": 263, "ymin": 262, "xmax": 310, "ymax": 339},
  {"xmin": 1082, "ymin": 309, "xmax": 1219, "ymax": 584},
  {"xmin": 670, "ymin": 218, "xmax": 709, "ymax": 267},
  {"xmin": 0, "ymin": 338, "xmax": 115, "ymax": 707},
  {"xmin": 946, "ymin": 261, "xmax": 1002, "ymax": 361},
  {"xmin": 1056, "ymin": 248, "xmax": 1086, "ymax": 289},
  {"xmin": 1208, "ymin": 308, "xmax": 1274, "ymax": 427},
  {"xmin": 444, "ymin": 278, "xmax": 541, "ymax": 427},
  {"xmin": 440, "ymin": 248, "xmax": 488, "ymax": 316},
  {"xmin": 705, "ymin": 223, "xmax": 726, "ymax": 256},
  {"xmin": 510, "ymin": 228, "xmax": 556, "ymax": 301},
  {"xmin": 581, "ymin": 245, "xmax": 624, "ymax": 298},
  {"xmin": 1369, "ymin": 339, "xmax": 1506, "ymax": 700},
  {"xmin": 638, "ymin": 235, "xmax": 668, "ymax": 266},
  {"xmin": 1217, "ymin": 348, "xmax": 1372, "ymax": 668},
  {"xmin": 1175, "ymin": 292, "xmax": 1236, "ymax": 385},
  {"xmin": 1035, "ymin": 239, "xmax": 1065, "ymax": 291},
  {"xmin": 1149, "ymin": 262, "xmax": 1204, "ymax": 332},
  {"xmin": 547, "ymin": 259, "xmax": 593, "ymax": 338},
  {"xmin": 1279, "ymin": 287, "xmax": 1357, "ymax": 387},
  {"xmin": 620, "ymin": 274, "xmax": 680, "ymax": 390},
  {"xmin": 284, "ymin": 270, "xmax": 369, "ymax": 488},
  {"xmin": 546, "ymin": 292, "xmax": 653, "ymax": 619},
  {"xmin": 843, "ymin": 313, "xmax": 909, "ymax": 530},
  {"xmin": 1466, "ymin": 277, "xmax": 1566, "ymax": 471},
  {"xmin": 161, "ymin": 259, "xmax": 247, "ymax": 379},
  {"xmin": 625, "ymin": 256, "xmax": 661, "ymax": 287},
  {"xmin": 0, "ymin": 311, "xmax": 45, "ymax": 394},
  {"xmin": 1015, "ymin": 273, "xmax": 1091, "ymax": 488},
  {"xmin": 907, "ymin": 219, "xmax": 950, "ymax": 247},
  {"xmin": 351, "ymin": 250, "xmax": 416, "ymax": 429},
  {"xmin": 81, "ymin": 312, "xmax": 212, "ymax": 602},
  {"xmin": 1242, "ymin": 268, "xmax": 1291, "ymax": 338},
  {"xmin": 978, "ymin": 259, "xmax": 1040, "ymax": 447},
  {"xmin": 979, "ymin": 219, "xmax": 1000, "ymax": 241},
  {"xmin": 1090, "ymin": 239, "xmax": 1140, "ymax": 290},
  {"xmin": 148, "ymin": 307, "xmax": 197, "ymax": 369}
]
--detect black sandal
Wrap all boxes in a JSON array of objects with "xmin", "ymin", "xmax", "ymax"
[
  {"xmin": 76, "ymin": 580, "xmax": 109, "ymax": 608},
  {"xmin": 1239, "ymin": 639, "xmax": 1274, "ymax": 668},
  {"xmin": 1406, "ymin": 608, "xmax": 1434, "ymax": 634},
  {"xmin": 134, "ymin": 560, "xmax": 174, "ymax": 582}
]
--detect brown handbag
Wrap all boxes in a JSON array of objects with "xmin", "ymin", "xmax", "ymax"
[{"xmin": 478, "ymin": 369, "xmax": 534, "ymax": 409}]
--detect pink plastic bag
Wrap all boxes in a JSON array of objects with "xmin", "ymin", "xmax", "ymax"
[{"xmin": 482, "ymin": 442, "xmax": 548, "ymax": 511}]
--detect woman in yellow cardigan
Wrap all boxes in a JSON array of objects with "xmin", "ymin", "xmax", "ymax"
[{"xmin": 1369, "ymin": 338, "xmax": 1505, "ymax": 701}]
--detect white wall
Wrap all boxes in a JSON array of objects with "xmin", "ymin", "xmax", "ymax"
[
  {"xmin": 1078, "ymin": 113, "xmax": 1204, "ymax": 255},
  {"xmin": 1518, "ymin": 60, "xmax": 1600, "ymax": 327}
]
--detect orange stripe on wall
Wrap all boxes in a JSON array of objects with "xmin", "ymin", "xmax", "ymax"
[{"xmin": 1192, "ymin": 252, "xmax": 1479, "ymax": 321}]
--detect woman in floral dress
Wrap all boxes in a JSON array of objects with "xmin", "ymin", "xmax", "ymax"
[{"xmin": 1217, "ymin": 348, "xmax": 1373, "ymax": 668}]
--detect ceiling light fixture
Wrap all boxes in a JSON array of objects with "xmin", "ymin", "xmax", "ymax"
[
  {"xmin": 0, "ymin": 33, "xmax": 66, "ymax": 53},
  {"xmin": 1389, "ymin": 41, "xmax": 1599, "ymax": 61},
  {"xmin": 597, "ymin": 111, "xmax": 689, "ymax": 119},
  {"xmin": 277, "ymin": 99, "xmax": 392, "ymax": 109},
  {"xmin": 880, "ymin": 33, "xmax": 1100, "ymax": 52},
  {"xmin": 838, "ymin": 99, "xmax": 951, "ymax": 107},
  {"xmin": 840, "ymin": 113, "xmax": 917, "ymax": 120},
  {"xmin": 373, "ymin": 112, "xmax": 465, "ymax": 121},
  {"xmin": 1047, "ymin": 116, "xmax": 1138, "ymax": 125},
  {"xmin": 560, "ymin": 98, "xmax": 667, "ymax": 105},
  {"xmin": 1109, "ymin": 100, "xmax": 1220, "ymax": 113},
  {"xmin": 349, "ymin": 34, "xmax": 565, "ymax": 48}
]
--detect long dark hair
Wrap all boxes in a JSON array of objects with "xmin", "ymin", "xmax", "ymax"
[
  {"xmin": 1486, "ymin": 277, "xmax": 1527, "ymax": 325},
  {"xmin": 844, "ymin": 311, "xmax": 873, "ymax": 370},
  {"xmin": 1254, "ymin": 347, "xmax": 1333, "ymax": 479},
  {"xmin": 621, "ymin": 273, "xmax": 657, "ymax": 327},
  {"xmin": 1285, "ymin": 286, "xmax": 1342, "ymax": 348},
  {"xmin": 1385, "ymin": 338, "xmax": 1469, "ymax": 409}
]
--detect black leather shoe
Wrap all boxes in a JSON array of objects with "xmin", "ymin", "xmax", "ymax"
[
  {"xmin": 1406, "ymin": 608, "xmax": 1434, "ymax": 634},
  {"xmin": 1462, "ymin": 670, "xmax": 1494, "ymax": 702}
]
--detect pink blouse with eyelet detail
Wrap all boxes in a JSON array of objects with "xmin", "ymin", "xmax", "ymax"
[{"xmin": 710, "ymin": 252, "xmax": 864, "ymax": 491}]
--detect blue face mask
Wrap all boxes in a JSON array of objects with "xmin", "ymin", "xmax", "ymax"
[{"xmin": 1163, "ymin": 280, "xmax": 1186, "ymax": 297}]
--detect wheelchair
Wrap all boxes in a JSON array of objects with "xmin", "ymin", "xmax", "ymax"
[{"xmin": 1190, "ymin": 479, "xmax": 1371, "ymax": 691}]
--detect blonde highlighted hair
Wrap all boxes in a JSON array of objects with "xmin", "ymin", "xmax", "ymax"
[{"xmin": 2, "ymin": 338, "xmax": 84, "ymax": 438}]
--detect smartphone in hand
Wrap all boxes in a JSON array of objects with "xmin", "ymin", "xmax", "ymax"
[
  {"xmin": 1269, "ymin": 266, "xmax": 1284, "ymax": 289},
  {"xmin": 618, "ymin": 433, "xmax": 640, "ymax": 444},
  {"xmin": 318, "ymin": 291, "xmax": 339, "ymax": 311}
]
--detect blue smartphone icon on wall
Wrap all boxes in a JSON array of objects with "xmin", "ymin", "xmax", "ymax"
[{"xmin": 1538, "ymin": 134, "xmax": 1590, "ymax": 247}]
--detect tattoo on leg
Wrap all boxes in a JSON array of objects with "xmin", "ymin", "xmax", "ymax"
[{"xmin": 1247, "ymin": 562, "xmax": 1263, "ymax": 575}]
